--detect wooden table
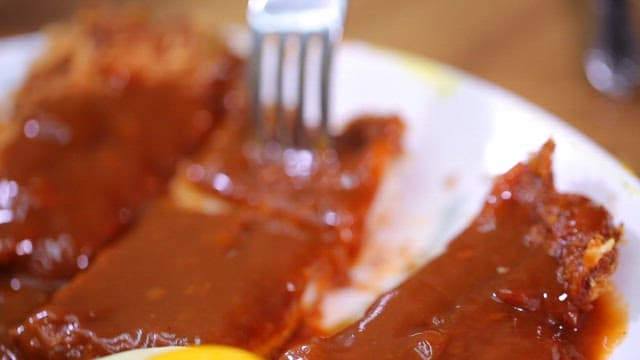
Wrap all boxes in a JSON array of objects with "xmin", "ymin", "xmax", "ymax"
[{"xmin": 1, "ymin": 0, "xmax": 638, "ymax": 174}]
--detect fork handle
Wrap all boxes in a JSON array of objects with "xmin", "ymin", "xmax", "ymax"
[
  {"xmin": 584, "ymin": 0, "xmax": 639, "ymax": 97},
  {"xmin": 595, "ymin": 0, "xmax": 636, "ymax": 62}
]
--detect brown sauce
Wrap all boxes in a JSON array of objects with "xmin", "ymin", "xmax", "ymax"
[
  {"xmin": 283, "ymin": 142, "xmax": 626, "ymax": 360},
  {"xmin": 0, "ymin": 85, "xmax": 224, "ymax": 280},
  {"xmin": 12, "ymin": 202, "xmax": 325, "ymax": 359},
  {"xmin": 0, "ymin": 275, "xmax": 55, "ymax": 359},
  {"xmin": 0, "ymin": 8, "xmax": 242, "ymax": 280},
  {"xmin": 9, "ymin": 115, "xmax": 403, "ymax": 359},
  {"xmin": 0, "ymin": 9, "xmax": 628, "ymax": 360},
  {"xmin": 187, "ymin": 112, "xmax": 404, "ymax": 266},
  {"xmin": 0, "ymin": 9, "xmax": 242, "ymax": 356},
  {"xmin": 570, "ymin": 292, "xmax": 628, "ymax": 359}
]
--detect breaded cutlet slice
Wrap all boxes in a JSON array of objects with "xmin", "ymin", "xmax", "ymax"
[
  {"xmin": 0, "ymin": 7, "xmax": 241, "ymax": 358},
  {"xmin": 11, "ymin": 115, "xmax": 404, "ymax": 359},
  {"xmin": 284, "ymin": 141, "xmax": 622, "ymax": 360},
  {"xmin": 0, "ymin": 7, "xmax": 242, "ymax": 280}
]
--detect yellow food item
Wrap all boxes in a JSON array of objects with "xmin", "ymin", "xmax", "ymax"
[
  {"xmin": 98, "ymin": 346, "xmax": 263, "ymax": 360},
  {"xmin": 152, "ymin": 346, "xmax": 263, "ymax": 360}
]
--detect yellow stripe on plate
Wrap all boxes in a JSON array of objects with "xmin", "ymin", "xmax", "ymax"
[{"xmin": 378, "ymin": 47, "xmax": 462, "ymax": 97}]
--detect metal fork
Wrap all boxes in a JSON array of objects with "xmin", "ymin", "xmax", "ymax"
[{"xmin": 247, "ymin": 0, "xmax": 348, "ymax": 148}]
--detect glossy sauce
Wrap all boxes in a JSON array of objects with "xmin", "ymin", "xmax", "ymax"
[
  {"xmin": 0, "ymin": 275, "xmax": 55, "ymax": 358},
  {"xmin": 0, "ymin": 10, "xmax": 242, "ymax": 357},
  {"xmin": 188, "ymin": 114, "xmax": 404, "ymax": 265},
  {"xmin": 284, "ymin": 142, "xmax": 626, "ymax": 360},
  {"xmin": 1, "ymin": 10, "xmax": 628, "ymax": 360},
  {"xmin": 10, "ymin": 116, "xmax": 403, "ymax": 359},
  {"xmin": 0, "ymin": 8, "xmax": 242, "ymax": 280},
  {"xmin": 13, "ymin": 202, "xmax": 327, "ymax": 359},
  {"xmin": 0, "ymin": 85, "xmax": 225, "ymax": 279}
]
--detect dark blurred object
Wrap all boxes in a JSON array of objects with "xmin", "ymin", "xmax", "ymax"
[{"xmin": 584, "ymin": 0, "xmax": 639, "ymax": 98}]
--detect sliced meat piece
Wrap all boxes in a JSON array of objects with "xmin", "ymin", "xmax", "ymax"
[
  {"xmin": 11, "ymin": 116, "xmax": 403, "ymax": 359},
  {"xmin": 283, "ymin": 141, "xmax": 623, "ymax": 360},
  {"xmin": 0, "ymin": 7, "xmax": 242, "ymax": 281},
  {"xmin": 0, "ymin": 7, "xmax": 242, "ymax": 354}
]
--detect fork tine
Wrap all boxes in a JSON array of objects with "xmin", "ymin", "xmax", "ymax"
[
  {"xmin": 319, "ymin": 30, "xmax": 333, "ymax": 144},
  {"xmin": 275, "ymin": 35, "xmax": 288, "ymax": 145},
  {"xmin": 247, "ymin": 0, "xmax": 347, "ymax": 149},
  {"xmin": 250, "ymin": 30, "xmax": 264, "ymax": 141},
  {"xmin": 293, "ymin": 35, "xmax": 309, "ymax": 147}
]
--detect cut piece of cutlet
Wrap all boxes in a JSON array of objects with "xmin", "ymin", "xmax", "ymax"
[
  {"xmin": 0, "ymin": 6, "xmax": 242, "ymax": 281},
  {"xmin": 175, "ymin": 109, "xmax": 405, "ymax": 266},
  {"xmin": 283, "ymin": 141, "xmax": 623, "ymax": 360},
  {"xmin": 12, "ymin": 201, "xmax": 327, "ymax": 359},
  {"xmin": 0, "ymin": 7, "xmax": 241, "ymax": 357},
  {"xmin": 11, "ymin": 115, "xmax": 404, "ymax": 359}
]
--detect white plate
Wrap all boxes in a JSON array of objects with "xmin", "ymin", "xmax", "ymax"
[{"xmin": 1, "ymin": 33, "xmax": 638, "ymax": 358}]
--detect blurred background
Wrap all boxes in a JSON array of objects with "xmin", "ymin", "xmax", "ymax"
[{"xmin": 0, "ymin": 0, "xmax": 638, "ymax": 174}]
